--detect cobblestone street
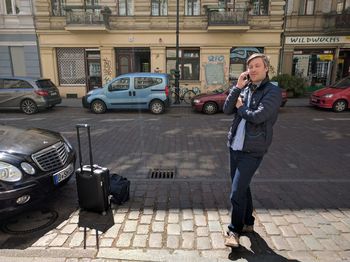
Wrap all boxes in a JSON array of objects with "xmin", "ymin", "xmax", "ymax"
[{"xmin": 0, "ymin": 100, "xmax": 349, "ymax": 261}]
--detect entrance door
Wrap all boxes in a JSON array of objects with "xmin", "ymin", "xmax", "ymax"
[
  {"xmin": 86, "ymin": 50, "xmax": 102, "ymax": 91},
  {"xmin": 118, "ymin": 53, "xmax": 133, "ymax": 75},
  {"xmin": 116, "ymin": 48, "xmax": 150, "ymax": 76}
]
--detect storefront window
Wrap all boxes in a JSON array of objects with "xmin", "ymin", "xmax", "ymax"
[
  {"xmin": 249, "ymin": 0, "xmax": 269, "ymax": 16},
  {"xmin": 166, "ymin": 48, "xmax": 200, "ymax": 80},
  {"xmin": 119, "ymin": 0, "xmax": 134, "ymax": 16},
  {"xmin": 185, "ymin": 0, "xmax": 200, "ymax": 16},
  {"xmin": 57, "ymin": 48, "xmax": 86, "ymax": 85},
  {"xmin": 292, "ymin": 50, "xmax": 334, "ymax": 86},
  {"xmin": 151, "ymin": 0, "xmax": 167, "ymax": 16},
  {"xmin": 51, "ymin": 0, "xmax": 66, "ymax": 16}
]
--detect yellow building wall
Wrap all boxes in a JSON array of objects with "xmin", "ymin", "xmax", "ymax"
[{"xmin": 38, "ymin": 30, "xmax": 281, "ymax": 97}]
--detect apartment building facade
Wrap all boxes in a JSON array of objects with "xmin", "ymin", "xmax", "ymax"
[
  {"xmin": 281, "ymin": 0, "xmax": 350, "ymax": 87},
  {"xmin": 34, "ymin": 0, "xmax": 285, "ymax": 98},
  {"xmin": 0, "ymin": 0, "xmax": 41, "ymax": 77}
]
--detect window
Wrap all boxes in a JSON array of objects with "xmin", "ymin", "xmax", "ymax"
[
  {"xmin": 119, "ymin": 0, "xmax": 134, "ymax": 16},
  {"xmin": 299, "ymin": 0, "xmax": 315, "ymax": 15},
  {"xmin": 166, "ymin": 48, "xmax": 200, "ymax": 80},
  {"xmin": 57, "ymin": 48, "xmax": 86, "ymax": 85},
  {"xmin": 3, "ymin": 80, "xmax": 32, "ymax": 89},
  {"xmin": 185, "ymin": 0, "xmax": 200, "ymax": 16},
  {"xmin": 4, "ymin": 0, "xmax": 20, "ymax": 14},
  {"xmin": 151, "ymin": 0, "xmax": 167, "ymax": 16},
  {"xmin": 249, "ymin": 0, "xmax": 269, "ymax": 15},
  {"xmin": 287, "ymin": 0, "xmax": 294, "ymax": 14},
  {"xmin": 52, "ymin": 0, "xmax": 66, "ymax": 16},
  {"xmin": 135, "ymin": 77, "xmax": 162, "ymax": 89},
  {"xmin": 322, "ymin": 0, "xmax": 331, "ymax": 13},
  {"xmin": 337, "ymin": 0, "xmax": 350, "ymax": 14},
  {"xmin": 36, "ymin": 80, "xmax": 57, "ymax": 89},
  {"xmin": 109, "ymin": 78, "xmax": 130, "ymax": 91}
]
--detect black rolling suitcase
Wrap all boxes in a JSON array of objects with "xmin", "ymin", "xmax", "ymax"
[{"xmin": 75, "ymin": 124, "xmax": 110, "ymax": 214}]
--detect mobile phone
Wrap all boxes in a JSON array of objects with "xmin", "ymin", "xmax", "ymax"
[{"xmin": 244, "ymin": 74, "xmax": 250, "ymax": 81}]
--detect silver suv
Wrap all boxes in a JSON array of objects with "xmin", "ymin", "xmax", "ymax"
[{"xmin": 0, "ymin": 77, "xmax": 62, "ymax": 114}]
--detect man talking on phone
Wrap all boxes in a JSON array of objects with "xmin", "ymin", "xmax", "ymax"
[{"xmin": 223, "ymin": 53, "xmax": 282, "ymax": 248}]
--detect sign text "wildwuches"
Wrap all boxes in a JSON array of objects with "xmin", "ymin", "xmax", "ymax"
[{"xmin": 285, "ymin": 36, "xmax": 350, "ymax": 45}]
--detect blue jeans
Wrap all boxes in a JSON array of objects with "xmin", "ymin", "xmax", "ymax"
[{"xmin": 228, "ymin": 149, "xmax": 263, "ymax": 234}]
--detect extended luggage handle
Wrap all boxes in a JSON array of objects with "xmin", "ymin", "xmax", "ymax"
[{"xmin": 76, "ymin": 124, "xmax": 94, "ymax": 174}]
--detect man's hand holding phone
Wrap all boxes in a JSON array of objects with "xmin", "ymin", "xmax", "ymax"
[{"xmin": 236, "ymin": 71, "xmax": 250, "ymax": 89}]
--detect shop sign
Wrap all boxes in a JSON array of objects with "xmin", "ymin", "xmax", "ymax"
[
  {"xmin": 286, "ymin": 36, "xmax": 350, "ymax": 45},
  {"xmin": 319, "ymin": 54, "xmax": 333, "ymax": 61}
]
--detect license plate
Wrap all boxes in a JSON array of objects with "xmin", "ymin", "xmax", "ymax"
[
  {"xmin": 311, "ymin": 98, "xmax": 317, "ymax": 103},
  {"xmin": 53, "ymin": 163, "xmax": 74, "ymax": 185},
  {"xmin": 50, "ymin": 91, "xmax": 57, "ymax": 96}
]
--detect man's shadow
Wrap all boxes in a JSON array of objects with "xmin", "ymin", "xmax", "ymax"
[{"xmin": 229, "ymin": 232, "xmax": 300, "ymax": 262}]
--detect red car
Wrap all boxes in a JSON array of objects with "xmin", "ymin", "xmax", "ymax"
[
  {"xmin": 310, "ymin": 77, "xmax": 350, "ymax": 112},
  {"xmin": 192, "ymin": 82, "xmax": 287, "ymax": 115}
]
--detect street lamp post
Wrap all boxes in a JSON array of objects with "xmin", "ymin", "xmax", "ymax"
[{"xmin": 174, "ymin": 0, "xmax": 180, "ymax": 104}]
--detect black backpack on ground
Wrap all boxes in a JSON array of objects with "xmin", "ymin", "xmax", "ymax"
[{"xmin": 110, "ymin": 174, "xmax": 130, "ymax": 205}]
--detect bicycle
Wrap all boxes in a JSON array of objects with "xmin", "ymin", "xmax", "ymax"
[{"xmin": 169, "ymin": 85, "xmax": 201, "ymax": 104}]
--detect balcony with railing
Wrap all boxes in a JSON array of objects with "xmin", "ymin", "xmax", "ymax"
[
  {"xmin": 64, "ymin": 5, "xmax": 111, "ymax": 32},
  {"xmin": 206, "ymin": 7, "xmax": 249, "ymax": 31},
  {"xmin": 324, "ymin": 11, "xmax": 350, "ymax": 31},
  {"xmin": 336, "ymin": 12, "xmax": 350, "ymax": 28}
]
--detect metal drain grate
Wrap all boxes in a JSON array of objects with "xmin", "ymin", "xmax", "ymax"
[{"xmin": 148, "ymin": 168, "xmax": 176, "ymax": 179}]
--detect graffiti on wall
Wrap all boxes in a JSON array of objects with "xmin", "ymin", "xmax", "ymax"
[{"xmin": 102, "ymin": 57, "xmax": 112, "ymax": 84}]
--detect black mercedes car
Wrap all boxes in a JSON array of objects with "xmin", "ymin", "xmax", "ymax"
[{"xmin": 0, "ymin": 125, "xmax": 76, "ymax": 218}]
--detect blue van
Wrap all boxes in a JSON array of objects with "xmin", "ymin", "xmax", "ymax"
[{"xmin": 82, "ymin": 73, "xmax": 170, "ymax": 114}]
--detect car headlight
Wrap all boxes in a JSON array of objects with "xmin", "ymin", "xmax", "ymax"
[
  {"xmin": 193, "ymin": 99, "xmax": 201, "ymax": 104},
  {"xmin": 21, "ymin": 162, "xmax": 36, "ymax": 175},
  {"xmin": 0, "ymin": 162, "xmax": 22, "ymax": 182},
  {"xmin": 323, "ymin": 94, "xmax": 334, "ymax": 98},
  {"xmin": 62, "ymin": 135, "xmax": 73, "ymax": 152}
]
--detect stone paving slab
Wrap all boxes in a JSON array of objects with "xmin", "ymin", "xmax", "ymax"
[{"xmin": 2, "ymin": 180, "xmax": 349, "ymax": 262}]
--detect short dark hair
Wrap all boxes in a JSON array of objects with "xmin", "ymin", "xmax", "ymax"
[{"xmin": 247, "ymin": 53, "xmax": 270, "ymax": 69}]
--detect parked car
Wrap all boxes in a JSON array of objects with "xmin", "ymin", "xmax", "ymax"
[
  {"xmin": 192, "ymin": 82, "xmax": 287, "ymax": 114},
  {"xmin": 82, "ymin": 73, "xmax": 171, "ymax": 114},
  {"xmin": 0, "ymin": 77, "xmax": 62, "ymax": 114},
  {"xmin": 310, "ymin": 76, "xmax": 350, "ymax": 112},
  {"xmin": 0, "ymin": 125, "xmax": 76, "ymax": 219}
]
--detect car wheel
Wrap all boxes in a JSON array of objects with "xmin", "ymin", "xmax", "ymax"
[
  {"xmin": 203, "ymin": 102, "xmax": 218, "ymax": 114},
  {"xmin": 21, "ymin": 99, "xmax": 38, "ymax": 114},
  {"xmin": 91, "ymin": 100, "xmax": 106, "ymax": 114},
  {"xmin": 150, "ymin": 100, "xmax": 165, "ymax": 114},
  {"xmin": 332, "ymin": 99, "xmax": 347, "ymax": 112}
]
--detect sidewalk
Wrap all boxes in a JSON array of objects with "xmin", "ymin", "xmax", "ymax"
[{"xmin": 1, "ymin": 179, "xmax": 349, "ymax": 262}]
